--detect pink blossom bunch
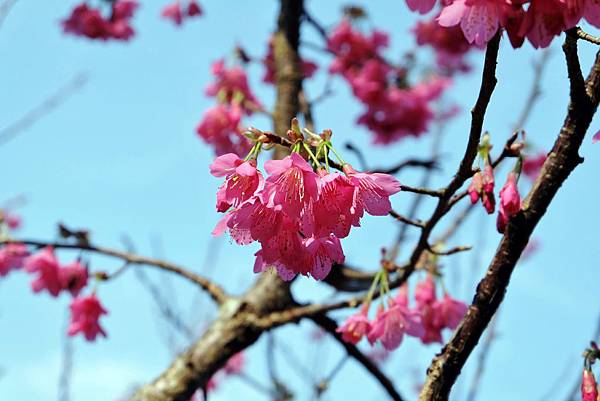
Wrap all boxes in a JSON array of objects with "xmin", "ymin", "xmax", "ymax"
[
  {"xmin": 262, "ymin": 37, "xmax": 318, "ymax": 84},
  {"xmin": 196, "ymin": 60, "xmax": 263, "ymax": 156},
  {"xmin": 161, "ymin": 0, "xmax": 202, "ymax": 26},
  {"xmin": 497, "ymin": 172, "xmax": 521, "ymax": 233},
  {"xmin": 327, "ymin": 19, "xmax": 452, "ymax": 144},
  {"xmin": 413, "ymin": 16, "xmax": 478, "ymax": 72},
  {"xmin": 62, "ymin": 1, "xmax": 138, "ymax": 41},
  {"xmin": 468, "ymin": 164, "xmax": 496, "ymax": 214},
  {"xmin": 405, "ymin": 0, "xmax": 600, "ymax": 48},
  {"xmin": 0, "ymin": 243, "xmax": 29, "ymax": 277},
  {"xmin": 211, "ymin": 135, "xmax": 401, "ymax": 281},
  {"xmin": 337, "ymin": 279, "xmax": 468, "ymax": 350},
  {"xmin": 67, "ymin": 294, "xmax": 108, "ymax": 341},
  {"xmin": 22, "ymin": 247, "xmax": 89, "ymax": 297}
]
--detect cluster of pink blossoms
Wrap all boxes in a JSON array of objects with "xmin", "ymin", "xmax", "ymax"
[
  {"xmin": 0, "ymin": 244, "xmax": 108, "ymax": 341},
  {"xmin": 405, "ymin": 0, "xmax": 600, "ymax": 48},
  {"xmin": 327, "ymin": 19, "xmax": 451, "ymax": 144},
  {"xmin": 337, "ymin": 276, "xmax": 467, "ymax": 350},
  {"xmin": 261, "ymin": 37, "xmax": 318, "ymax": 84},
  {"xmin": 211, "ymin": 123, "xmax": 401, "ymax": 281},
  {"xmin": 62, "ymin": 1, "xmax": 138, "ymax": 41},
  {"xmin": 161, "ymin": 0, "xmax": 203, "ymax": 26},
  {"xmin": 196, "ymin": 60, "xmax": 262, "ymax": 157}
]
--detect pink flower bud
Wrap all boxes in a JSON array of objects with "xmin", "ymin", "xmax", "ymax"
[
  {"xmin": 500, "ymin": 172, "xmax": 521, "ymax": 217},
  {"xmin": 582, "ymin": 370, "xmax": 599, "ymax": 401},
  {"xmin": 468, "ymin": 172, "xmax": 483, "ymax": 204}
]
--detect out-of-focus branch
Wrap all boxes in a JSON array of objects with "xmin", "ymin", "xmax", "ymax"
[
  {"xmin": 0, "ymin": 239, "xmax": 228, "ymax": 305},
  {"xmin": 0, "ymin": 74, "xmax": 87, "ymax": 146},
  {"xmin": 0, "ymin": 0, "xmax": 18, "ymax": 29},
  {"xmin": 418, "ymin": 39, "xmax": 600, "ymax": 401},
  {"xmin": 310, "ymin": 314, "xmax": 405, "ymax": 401},
  {"xmin": 513, "ymin": 48, "xmax": 551, "ymax": 131}
]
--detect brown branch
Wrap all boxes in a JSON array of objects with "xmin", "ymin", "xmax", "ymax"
[
  {"xmin": 576, "ymin": 26, "xmax": 600, "ymax": 46},
  {"xmin": 389, "ymin": 210, "xmax": 425, "ymax": 228},
  {"xmin": 418, "ymin": 40, "xmax": 600, "ymax": 401},
  {"xmin": 310, "ymin": 314, "xmax": 405, "ymax": 401},
  {"xmin": 1, "ymin": 239, "xmax": 228, "ymax": 305}
]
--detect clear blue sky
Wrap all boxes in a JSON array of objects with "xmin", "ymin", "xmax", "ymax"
[{"xmin": 1, "ymin": 1, "xmax": 600, "ymax": 401}]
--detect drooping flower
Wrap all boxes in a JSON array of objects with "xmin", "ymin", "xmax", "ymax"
[
  {"xmin": 343, "ymin": 164, "xmax": 401, "ymax": 218},
  {"xmin": 210, "ymin": 154, "xmax": 262, "ymax": 212},
  {"xmin": 67, "ymin": 294, "xmax": 108, "ymax": 341},
  {"xmin": 581, "ymin": 369, "xmax": 599, "ymax": 401},
  {"xmin": 368, "ymin": 299, "xmax": 424, "ymax": 350},
  {"xmin": 307, "ymin": 171, "xmax": 356, "ymax": 238},
  {"xmin": 434, "ymin": 293, "xmax": 468, "ymax": 329},
  {"xmin": 468, "ymin": 171, "xmax": 483, "ymax": 204},
  {"xmin": 0, "ymin": 243, "xmax": 29, "ymax": 277},
  {"xmin": 499, "ymin": 172, "xmax": 521, "ymax": 216},
  {"xmin": 438, "ymin": 0, "xmax": 503, "ymax": 46},
  {"xmin": 405, "ymin": 0, "xmax": 437, "ymax": 14},
  {"xmin": 59, "ymin": 260, "xmax": 89, "ymax": 297},
  {"xmin": 300, "ymin": 234, "xmax": 345, "ymax": 280},
  {"xmin": 23, "ymin": 247, "xmax": 62, "ymax": 297},
  {"xmin": 337, "ymin": 305, "xmax": 372, "ymax": 344},
  {"xmin": 261, "ymin": 153, "xmax": 319, "ymax": 220}
]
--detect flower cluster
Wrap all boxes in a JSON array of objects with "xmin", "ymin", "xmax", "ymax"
[
  {"xmin": 211, "ymin": 121, "xmax": 401, "ymax": 281},
  {"xmin": 262, "ymin": 37, "xmax": 318, "ymax": 84},
  {"xmin": 196, "ymin": 60, "xmax": 262, "ymax": 157},
  {"xmin": 337, "ymin": 275, "xmax": 467, "ymax": 350},
  {"xmin": 161, "ymin": 0, "xmax": 203, "ymax": 26},
  {"xmin": 0, "ymin": 244, "xmax": 108, "ymax": 341},
  {"xmin": 62, "ymin": 1, "xmax": 138, "ymax": 41},
  {"xmin": 405, "ymin": 0, "xmax": 600, "ymax": 48},
  {"xmin": 327, "ymin": 19, "xmax": 452, "ymax": 144}
]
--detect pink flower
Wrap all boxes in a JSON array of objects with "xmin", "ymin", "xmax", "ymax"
[
  {"xmin": 261, "ymin": 153, "xmax": 319, "ymax": 220},
  {"xmin": 23, "ymin": 247, "xmax": 62, "ymax": 297},
  {"xmin": 368, "ymin": 300, "xmax": 424, "ymax": 350},
  {"xmin": 161, "ymin": 1, "xmax": 184, "ymax": 25},
  {"xmin": 481, "ymin": 164, "xmax": 496, "ymax": 214},
  {"xmin": 195, "ymin": 104, "xmax": 252, "ymax": 157},
  {"xmin": 499, "ymin": 172, "xmax": 521, "ymax": 216},
  {"xmin": 406, "ymin": 0, "xmax": 437, "ymax": 14},
  {"xmin": 438, "ymin": 0, "xmax": 502, "ymax": 46},
  {"xmin": 593, "ymin": 130, "xmax": 600, "ymax": 144},
  {"xmin": 67, "ymin": 294, "xmax": 108, "ymax": 341},
  {"xmin": 307, "ymin": 171, "xmax": 356, "ymax": 238},
  {"xmin": 210, "ymin": 154, "xmax": 262, "ymax": 212},
  {"xmin": 519, "ymin": 0, "xmax": 574, "ymax": 48},
  {"xmin": 522, "ymin": 153, "xmax": 546, "ymax": 180},
  {"xmin": 301, "ymin": 234, "xmax": 345, "ymax": 280},
  {"xmin": 582, "ymin": 369, "xmax": 599, "ymax": 401},
  {"xmin": 468, "ymin": 172, "xmax": 483, "ymax": 204},
  {"xmin": 337, "ymin": 306, "xmax": 372, "ymax": 344},
  {"xmin": 59, "ymin": 260, "xmax": 89, "ymax": 297},
  {"xmin": 205, "ymin": 60, "xmax": 262, "ymax": 114},
  {"xmin": 187, "ymin": 1, "xmax": 203, "ymax": 17},
  {"xmin": 224, "ymin": 352, "xmax": 245, "ymax": 375},
  {"xmin": 415, "ymin": 275, "xmax": 437, "ymax": 307},
  {"xmin": 434, "ymin": 294, "xmax": 468, "ymax": 330},
  {"xmin": 0, "ymin": 243, "xmax": 29, "ymax": 277},
  {"xmin": 343, "ymin": 164, "xmax": 401, "ymax": 217},
  {"xmin": 62, "ymin": 1, "xmax": 137, "ymax": 41}
]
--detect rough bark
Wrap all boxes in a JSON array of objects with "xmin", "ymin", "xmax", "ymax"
[{"xmin": 418, "ymin": 41, "xmax": 600, "ymax": 401}]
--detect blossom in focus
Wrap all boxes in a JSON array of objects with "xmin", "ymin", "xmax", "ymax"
[
  {"xmin": 343, "ymin": 164, "xmax": 401, "ymax": 217},
  {"xmin": 67, "ymin": 294, "xmax": 108, "ymax": 341},
  {"xmin": 367, "ymin": 299, "xmax": 424, "ymax": 350},
  {"xmin": 0, "ymin": 243, "xmax": 29, "ymax": 277},
  {"xmin": 581, "ymin": 369, "xmax": 599, "ymax": 401},
  {"xmin": 210, "ymin": 153, "xmax": 262, "ymax": 212}
]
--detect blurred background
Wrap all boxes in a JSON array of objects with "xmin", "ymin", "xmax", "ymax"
[{"xmin": 1, "ymin": 1, "xmax": 599, "ymax": 400}]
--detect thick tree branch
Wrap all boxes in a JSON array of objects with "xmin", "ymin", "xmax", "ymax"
[{"xmin": 418, "ymin": 42, "xmax": 600, "ymax": 401}]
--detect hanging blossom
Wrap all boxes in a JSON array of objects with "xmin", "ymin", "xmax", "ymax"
[
  {"xmin": 582, "ymin": 368, "xmax": 599, "ymax": 401},
  {"xmin": 468, "ymin": 164, "xmax": 495, "ymax": 214},
  {"xmin": 412, "ymin": 0, "xmax": 600, "ymax": 49},
  {"xmin": 497, "ymin": 171, "xmax": 521, "ymax": 233},
  {"xmin": 196, "ymin": 59, "xmax": 262, "ymax": 157},
  {"xmin": 211, "ymin": 121, "xmax": 401, "ymax": 281},
  {"xmin": 261, "ymin": 37, "xmax": 318, "ymax": 84},
  {"xmin": 327, "ymin": 18, "xmax": 452, "ymax": 144},
  {"xmin": 0, "ymin": 243, "xmax": 29, "ymax": 277},
  {"xmin": 22, "ymin": 247, "xmax": 89, "ymax": 297},
  {"xmin": 62, "ymin": 1, "xmax": 138, "ymax": 41},
  {"xmin": 161, "ymin": 0, "xmax": 202, "ymax": 26},
  {"xmin": 68, "ymin": 293, "xmax": 108, "ymax": 341}
]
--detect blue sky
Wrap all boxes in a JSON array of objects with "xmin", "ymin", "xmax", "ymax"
[{"xmin": 1, "ymin": 1, "xmax": 599, "ymax": 401}]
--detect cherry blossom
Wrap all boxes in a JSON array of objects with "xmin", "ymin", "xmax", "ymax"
[
  {"xmin": 205, "ymin": 60, "xmax": 262, "ymax": 114},
  {"xmin": 0, "ymin": 243, "xmax": 29, "ymax": 277},
  {"xmin": 343, "ymin": 164, "xmax": 401, "ymax": 217},
  {"xmin": 62, "ymin": 1, "xmax": 138, "ymax": 41},
  {"xmin": 210, "ymin": 154, "xmax": 262, "ymax": 212},
  {"xmin": 195, "ymin": 104, "xmax": 252, "ymax": 157},
  {"xmin": 367, "ymin": 299, "xmax": 424, "ymax": 350},
  {"xmin": 67, "ymin": 294, "xmax": 108, "ymax": 341},
  {"xmin": 59, "ymin": 260, "xmax": 89, "ymax": 297},
  {"xmin": 337, "ymin": 305, "xmax": 372, "ymax": 344},
  {"xmin": 23, "ymin": 247, "xmax": 62, "ymax": 297}
]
